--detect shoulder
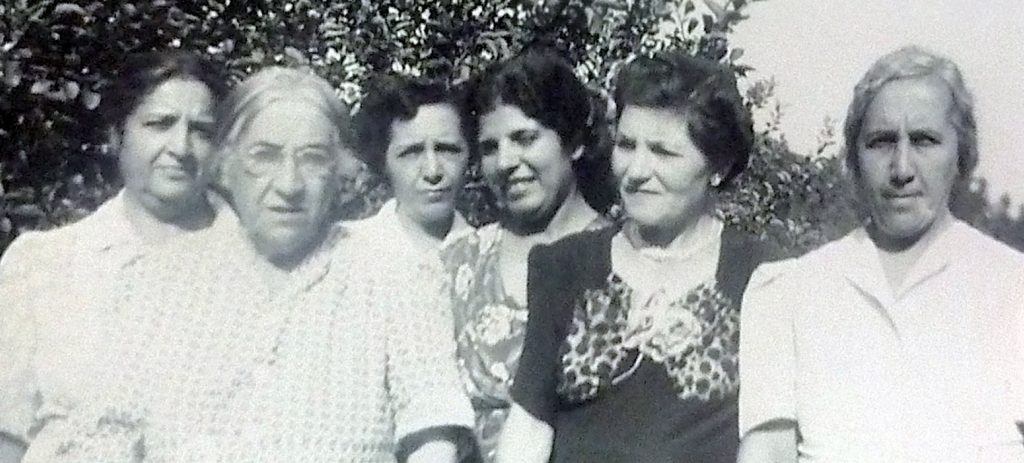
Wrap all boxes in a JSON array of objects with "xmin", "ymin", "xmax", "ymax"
[
  {"xmin": 534, "ymin": 226, "xmax": 616, "ymax": 263},
  {"xmin": 952, "ymin": 221, "xmax": 1024, "ymax": 270},
  {"xmin": 0, "ymin": 224, "xmax": 80, "ymax": 278}
]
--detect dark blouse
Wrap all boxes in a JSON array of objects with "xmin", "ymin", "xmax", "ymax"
[{"xmin": 511, "ymin": 226, "xmax": 763, "ymax": 463}]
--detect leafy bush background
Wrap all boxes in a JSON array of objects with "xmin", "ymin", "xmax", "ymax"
[{"xmin": 1, "ymin": 0, "xmax": 1021, "ymax": 257}]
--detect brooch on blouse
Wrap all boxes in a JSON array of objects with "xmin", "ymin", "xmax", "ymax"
[{"xmin": 557, "ymin": 276, "xmax": 740, "ymax": 404}]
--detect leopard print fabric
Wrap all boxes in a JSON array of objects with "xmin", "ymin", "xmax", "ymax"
[{"xmin": 557, "ymin": 274, "xmax": 740, "ymax": 405}]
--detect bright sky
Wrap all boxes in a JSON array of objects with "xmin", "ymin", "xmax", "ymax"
[{"xmin": 732, "ymin": 0, "xmax": 1024, "ymax": 212}]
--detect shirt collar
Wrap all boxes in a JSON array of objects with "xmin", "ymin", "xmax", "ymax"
[
  {"xmin": 75, "ymin": 190, "xmax": 139, "ymax": 253},
  {"xmin": 842, "ymin": 218, "xmax": 963, "ymax": 305}
]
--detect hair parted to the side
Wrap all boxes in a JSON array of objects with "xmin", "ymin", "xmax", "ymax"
[
  {"xmin": 101, "ymin": 50, "xmax": 227, "ymax": 131},
  {"xmin": 843, "ymin": 45, "xmax": 978, "ymax": 179},
  {"xmin": 471, "ymin": 47, "xmax": 616, "ymax": 213},
  {"xmin": 613, "ymin": 50, "xmax": 754, "ymax": 189},
  {"xmin": 354, "ymin": 75, "xmax": 475, "ymax": 176}
]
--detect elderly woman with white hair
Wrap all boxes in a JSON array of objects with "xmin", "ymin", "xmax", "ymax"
[
  {"xmin": 28, "ymin": 67, "xmax": 475, "ymax": 463},
  {"xmin": 738, "ymin": 46, "xmax": 1024, "ymax": 462}
]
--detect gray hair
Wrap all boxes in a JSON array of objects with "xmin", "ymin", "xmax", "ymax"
[
  {"xmin": 215, "ymin": 66, "xmax": 354, "ymax": 160},
  {"xmin": 843, "ymin": 45, "xmax": 978, "ymax": 179}
]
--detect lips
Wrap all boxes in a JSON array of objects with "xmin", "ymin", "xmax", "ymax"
[{"xmin": 421, "ymin": 187, "xmax": 452, "ymax": 201}]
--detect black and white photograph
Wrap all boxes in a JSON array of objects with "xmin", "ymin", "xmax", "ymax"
[{"xmin": 0, "ymin": 0, "xmax": 1022, "ymax": 462}]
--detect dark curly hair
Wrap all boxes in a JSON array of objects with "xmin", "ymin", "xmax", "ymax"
[
  {"xmin": 471, "ymin": 47, "xmax": 615, "ymax": 212},
  {"xmin": 354, "ymin": 75, "xmax": 475, "ymax": 176},
  {"xmin": 101, "ymin": 50, "xmax": 227, "ymax": 132},
  {"xmin": 613, "ymin": 51, "xmax": 754, "ymax": 188}
]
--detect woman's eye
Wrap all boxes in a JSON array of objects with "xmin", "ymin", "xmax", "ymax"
[
  {"xmin": 436, "ymin": 142, "xmax": 465, "ymax": 155},
  {"xmin": 615, "ymin": 138, "xmax": 637, "ymax": 151},
  {"xmin": 248, "ymin": 148, "xmax": 280, "ymax": 164},
  {"xmin": 511, "ymin": 130, "xmax": 538, "ymax": 147},
  {"xmin": 299, "ymin": 150, "xmax": 332, "ymax": 167},
  {"xmin": 865, "ymin": 135, "xmax": 896, "ymax": 150},
  {"xmin": 144, "ymin": 116, "xmax": 176, "ymax": 130},
  {"xmin": 910, "ymin": 134, "xmax": 939, "ymax": 146}
]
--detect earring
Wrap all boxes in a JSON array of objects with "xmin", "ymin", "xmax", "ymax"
[{"xmin": 709, "ymin": 173, "xmax": 724, "ymax": 188}]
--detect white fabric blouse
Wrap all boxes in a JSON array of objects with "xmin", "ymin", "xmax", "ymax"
[
  {"xmin": 27, "ymin": 216, "xmax": 474, "ymax": 462},
  {"xmin": 0, "ymin": 191, "xmax": 228, "ymax": 445},
  {"xmin": 739, "ymin": 220, "xmax": 1024, "ymax": 462},
  {"xmin": 346, "ymin": 198, "xmax": 473, "ymax": 271}
]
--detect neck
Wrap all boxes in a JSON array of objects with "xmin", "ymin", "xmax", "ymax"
[
  {"xmin": 396, "ymin": 202, "xmax": 453, "ymax": 252},
  {"xmin": 627, "ymin": 212, "xmax": 718, "ymax": 252},
  {"xmin": 871, "ymin": 212, "xmax": 953, "ymax": 290},
  {"xmin": 506, "ymin": 188, "xmax": 598, "ymax": 241},
  {"xmin": 122, "ymin": 190, "xmax": 214, "ymax": 244}
]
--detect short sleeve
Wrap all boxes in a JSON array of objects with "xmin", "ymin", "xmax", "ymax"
[
  {"xmin": 0, "ymin": 233, "xmax": 49, "ymax": 442},
  {"xmin": 510, "ymin": 243, "xmax": 568, "ymax": 425},
  {"xmin": 379, "ymin": 262, "xmax": 474, "ymax": 441},
  {"xmin": 738, "ymin": 260, "xmax": 799, "ymax": 438}
]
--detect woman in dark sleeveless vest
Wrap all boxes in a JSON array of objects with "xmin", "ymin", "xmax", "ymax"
[{"xmin": 498, "ymin": 50, "xmax": 762, "ymax": 463}]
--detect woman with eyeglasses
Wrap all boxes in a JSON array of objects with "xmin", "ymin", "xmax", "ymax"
[
  {"xmin": 496, "ymin": 51, "xmax": 762, "ymax": 463},
  {"xmin": 16, "ymin": 67, "xmax": 475, "ymax": 463}
]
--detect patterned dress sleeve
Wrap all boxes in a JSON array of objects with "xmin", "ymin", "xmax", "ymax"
[
  {"xmin": 0, "ymin": 232, "xmax": 47, "ymax": 442},
  {"xmin": 379, "ymin": 262, "xmax": 475, "ymax": 447},
  {"xmin": 510, "ymin": 242, "xmax": 569, "ymax": 425},
  {"xmin": 737, "ymin": 259, "xmax": 801, "ymax": 438}
]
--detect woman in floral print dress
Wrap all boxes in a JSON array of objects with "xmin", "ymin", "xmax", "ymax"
[
  {"xmin": 496, "ymin": 51, "xmax": 763, "ymax": 462},
  {"xmin": 442, "ymin": 48, "xmax": 614, "ymax": 461}
]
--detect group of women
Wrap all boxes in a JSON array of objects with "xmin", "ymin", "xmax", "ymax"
[{"xmin": 1, "ymin": 43, "xmax": 1022, "ymax": 463}]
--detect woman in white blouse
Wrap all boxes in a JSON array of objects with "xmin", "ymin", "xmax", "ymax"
[
  {"xmin": 738, "ymin": 46, "xmax": 1024, "ymax": 463},
  {"xmin": 76, "ymin": 67, "xmax": 474, "ymax": 463},
  {"xmin": 347, "ymin": 75, "xmax": 475, "ymax": 267},
  {"xmin": 0, "ymin": 51, "xmax": 228, "ymax": 463}
]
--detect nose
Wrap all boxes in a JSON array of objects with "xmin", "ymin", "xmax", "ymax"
[
  {"xmin": 623, "ymin": 147, "xmax": 654, "ymax": 189},
  {"xmin": 165, "ymin": 122, "xmax": 191, "ymax": 158},
  {"xmin": 495, "ymin": 140, "xmax": 520, "ymax": 174},
  {"xmin": 421, "ymin": 150, "xmax": 444, "ymax": 185},
  {"xmin": 889, "ymin": 138, "xmax": 915, "ymax": 188},
  {"xmin": 273, "ymin": 156, "xmax": 306, "ymax": 199}
]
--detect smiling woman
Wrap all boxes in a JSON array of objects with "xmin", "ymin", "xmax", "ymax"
[
  {"xmin": 497, "ymin": 50, "xmax": 762, "ymax": 463},
  {"xmin": 441, "ymin": 48, "xmax": 615, "ymax": 461},
  {"xmin": 19, "ymin": 66, "xmax": 478, "ymax": 463}
]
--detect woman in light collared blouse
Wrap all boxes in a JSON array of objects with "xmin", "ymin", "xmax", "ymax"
[
  {"xmin": 79, "ymin": 66, "xmax": 475, "ymax": 463},
  {"xmin": 443, "ymin": 48, "xmax": 615, "ymax": 461},
  {"xmin": 0, "ymin": 51, "xmax": 228, "ymax": 463},
  {"xmin": 347, "ymin": 75, "xmax": 475, "ymax": 268}
]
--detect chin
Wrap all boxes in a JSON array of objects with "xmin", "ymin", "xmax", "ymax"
[{"xmin": 875, "ymin": 215, "xmax": 935, "ymax": 243}]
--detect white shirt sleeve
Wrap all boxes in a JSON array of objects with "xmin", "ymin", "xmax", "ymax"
[
  {"xmin": 380, "ymin": 262, "xmax": 474, "ymax": 441},
  {"xmin": 738, "ymin": 259, "xmax": 800, "ymax": 438}
]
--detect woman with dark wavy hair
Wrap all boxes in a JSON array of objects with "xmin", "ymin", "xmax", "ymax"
[
  {"xmin": 348, "ymin": 75, "xmax": 475, "ymax": 267},
  {"xmin": 497, "ymin": 50, "xmax": 762, "ymax": 463},
  {"xmin": 442, "ymin": 48, "xmax": 614, "ymax": 461},
  {"xmin": 0, "ymin": 50, "xmax": 228, "ymax": 463}
]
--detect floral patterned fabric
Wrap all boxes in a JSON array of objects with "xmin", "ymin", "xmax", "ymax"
[
  {"xmin": 557, "ymin": 274, "xmax": 740, "ymax": 405},
  {"xmin": 443, "ymin": 218, "xmax": 609, "ymax": 461},
  {"xmin": 442, "ymin": 224, "xmax": 527, "ymax": 460},
  {"xmin": 511, "ymin": 226, "xmax": 762, "ymax": 463}
]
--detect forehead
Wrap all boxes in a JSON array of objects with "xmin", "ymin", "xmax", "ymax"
[
  {"xmin": 479, "ymin": 104, "xmax": 544, "ymax": 137},
  {"xmin": 389, "ymin": 103, "xmax": 463, "ymax": 142},
  {"xmin": 617, "ymin": 106, "xmax": 693, "ymax": 142},
  {"xmin": 862, "ymin": 77, "xmax": 954, "ymax": 129},
  {"xmin": 134, "ymin": 78, "xmax": 214, "ymax": 117},
  {"xmin": 241, "ymin": 100, "xmax": 337, "ymax": 145}
]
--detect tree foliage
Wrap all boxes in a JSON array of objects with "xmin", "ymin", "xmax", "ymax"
[{"xmin": 1, "ymin": 0, "xmax": 1021, "ymax": 256}]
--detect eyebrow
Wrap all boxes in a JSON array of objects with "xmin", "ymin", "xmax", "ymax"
[{"xmin": 392, "ymin": 141, "xmax": 426, "ymax": 155}]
